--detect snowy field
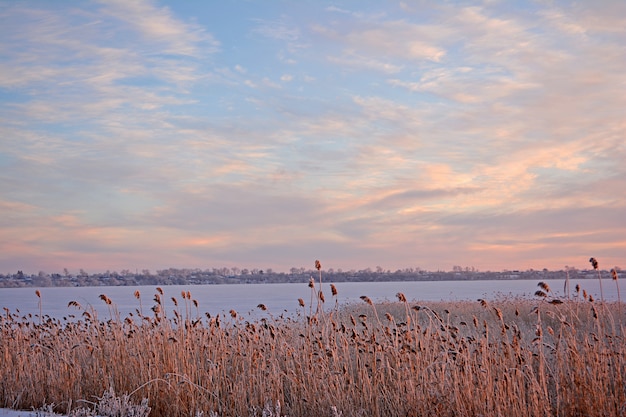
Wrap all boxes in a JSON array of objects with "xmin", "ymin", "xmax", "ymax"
[{"xmin": 0, "ymin": 410, "xmax": 53, "ymax": 417}]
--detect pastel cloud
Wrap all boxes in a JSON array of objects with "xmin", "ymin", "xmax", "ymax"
[{"xmin": 0, "ymin": 0, "xmax": 625, "ymax": 274}]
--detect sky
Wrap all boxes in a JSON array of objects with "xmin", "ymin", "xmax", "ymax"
[{"xmin": 1, "ymin": 0, "xmax": 625, "ymax": 275}]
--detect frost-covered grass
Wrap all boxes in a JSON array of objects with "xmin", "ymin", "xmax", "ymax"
[{"xmin": 1, "ymin": 284, "xmax": 625, "ymax": 416}]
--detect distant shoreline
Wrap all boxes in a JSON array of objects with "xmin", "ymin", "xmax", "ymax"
[{"xmin": 0, "ymin": 267, "xmax": 609, "ymax": 288}]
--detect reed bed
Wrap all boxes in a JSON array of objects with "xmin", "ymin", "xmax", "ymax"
[{"xmin": 1, "ymin": 283, "xmax": 624, "ymax": 417}]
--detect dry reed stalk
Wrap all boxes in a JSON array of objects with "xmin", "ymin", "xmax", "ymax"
[
  {"xmin": 395, "ymin": 292, "xmax": 411, "ymax": 327},
  {"xmin": 611, "ymin": 268, "xmax": 622, "ymax": 323},
  {"xmin": 330, "ymin": 284, "xmax": 339, "ymax": 311},
  {"xmin": 35, "ymin": 289, "xmax": 42, "ymax": 324},
  {"xmin": 315, "ymin": 260, "xmax": 323, "ymax": 316},
  {"xmin": 308, "ymin": 276, "xmax": 316, "ymax": 321},
  {"xmin": 564, "ymin": 266, "xmax": 571, "ymax": 301},
  {"xmin": 589, "ymin": 257, "xmax": 605, "ymax": 303},
  {"xmin": 134, "ymin": 290, "xmax": 144, "ymax": 317}
]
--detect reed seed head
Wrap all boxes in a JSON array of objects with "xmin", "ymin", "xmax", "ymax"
[
  {"xmin": 315, "ymin": 260, "xmax": 321, "ymax": 271},
  {"xmin": 360, "ymin": 295, "xmax": 373, "ymax": 306},
  {"xmin": 396, "ymin": 292, "xmax": 407, "ymax": 303},
  {"xmin": 330, "ymin": 284, "xmax": 338, "ymax": 296},
  {"xmin": 589, "ymin": 257, "xmax": 599, "ymax": 270},
  {"xmin": 99, "ymin": 294, "xmax": 112, "ymax": 305},
  {"xmin": 257, "ymin": 304, "xmax": 267, "ymax": 311},
  {"xmin": 35, "ymin": 290, "xmax": 41, "ymax": 298},
  {"xmin": 611, "ymin": 268, "xmax": 618, "ymax": 280},
  {"xmin": 308, "ymin": 277, "xmax": 315, "ymax": 288},
  {"xmin": 134, "ymin": 290, "xmax": 140, "ymax": 299},
  {"xmin": 298, "ymin": 298, "xmax": 305, "ymax": 308},
  {"xmin": 538, "ymin": 281, "xmax": 550, "ymax": 292},
  {"xmin": 493, "ymin": 307, "xmax": 503, "ymax": 321}
]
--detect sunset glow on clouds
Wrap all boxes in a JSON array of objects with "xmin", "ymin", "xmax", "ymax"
[{"xmin": 1, "ymin": 1, "xmax": 625, "ymax": 274}]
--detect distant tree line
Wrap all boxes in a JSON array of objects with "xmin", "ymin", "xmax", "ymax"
[{"xmin": 0, "ymin": 265, "xmax": 618, "ymax": 288}]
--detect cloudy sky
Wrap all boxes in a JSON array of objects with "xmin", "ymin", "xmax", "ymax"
[{"xmin": 1, "ymin": 1, "xmax": 625, "ymax": 275}]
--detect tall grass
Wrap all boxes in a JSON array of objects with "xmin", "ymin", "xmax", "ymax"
[{"xmin": 1, "ymin": 284, "xmax": 624, "ymax": 417}]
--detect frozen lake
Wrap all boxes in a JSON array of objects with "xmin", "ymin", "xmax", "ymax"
[{"xmin": 0, "ymin": 278, "xmax": 617, "ymax": 321}]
